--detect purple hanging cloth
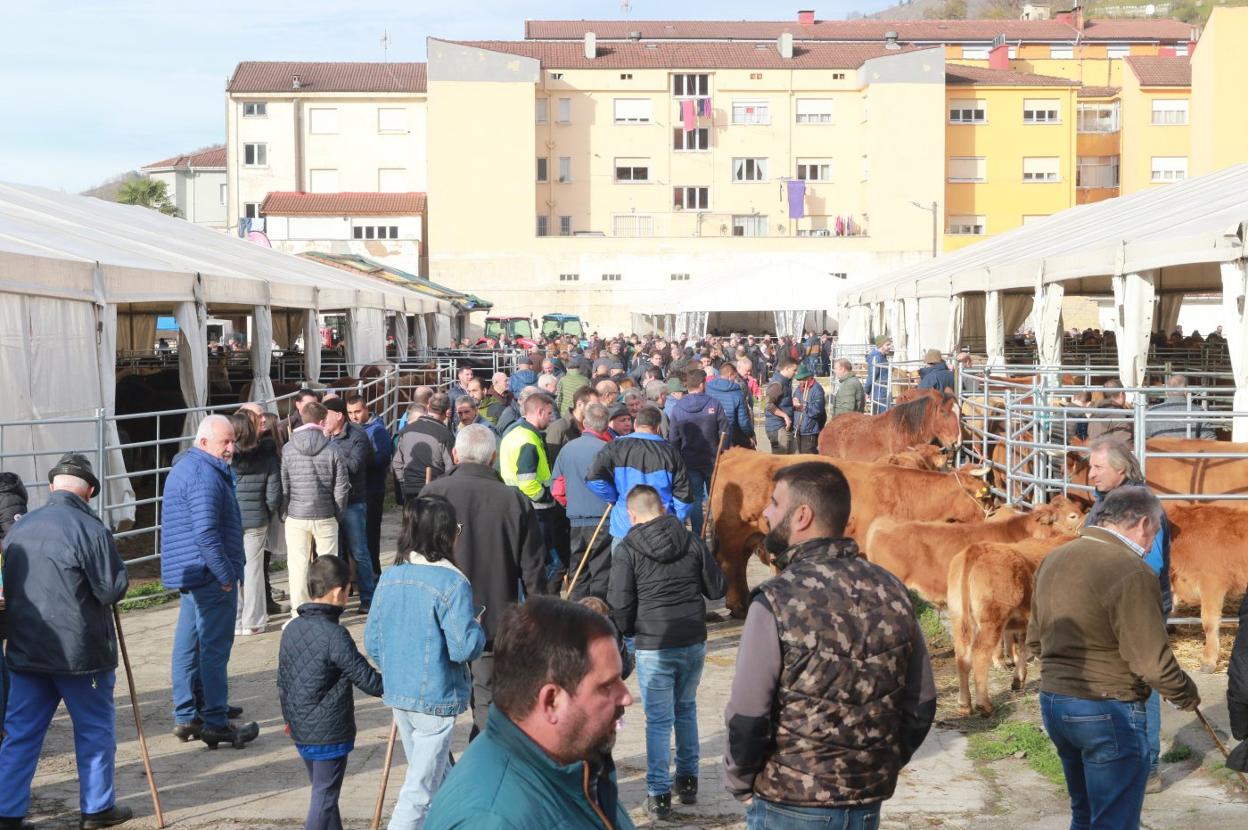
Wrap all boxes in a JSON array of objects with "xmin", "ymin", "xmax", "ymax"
[
  {"xmin": 698, "ymin": 97, "xmax": 711, "ymax": 117},
  {"xmin": 786, "ymin": 180, "xmax": 806, "ymax": 220}
]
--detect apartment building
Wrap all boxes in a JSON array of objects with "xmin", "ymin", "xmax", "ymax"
[
  {"xmin": 140, "ymin": 146, "xmax": 227, "ymax": 229},
  {"xmin": 1118, "ymin": 56, "xmax": 1191, "ymax": 192},
  {"xmin": 224, "ymin": 61, "xmax": 428, "ymax": 274},
  {"xmin": 1191, "ymin": 7, "xmax": 1248, "ymax": 178},
  {"xmin": 425, "ymin": 36, "xmax": 945, "ymax": 333}
]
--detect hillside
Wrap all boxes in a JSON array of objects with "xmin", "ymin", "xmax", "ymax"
[{"xmin": 81, "ymin": 170, "xmax": 143, "ymax": 201}]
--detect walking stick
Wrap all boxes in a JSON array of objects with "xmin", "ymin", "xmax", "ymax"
[
  {"xmin": 1195, "ymin": 706, "xmax": 1248, "ymax": 790},
  {"xmin": 371, "ymin": 717, "xmax": 400, "ymax": 830},
  {"xmin": 113, "ymin": 607, "xmax": 165, "ymax": 829},
  {"xmin": 563, "ymin": 504, "xmax": 612, "ymax": 599},
  {"xmin": 702, "ymin": 433, "xmax": 727, "ymax": 544}
]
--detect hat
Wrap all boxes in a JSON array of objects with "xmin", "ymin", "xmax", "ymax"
[
  {"xmin": 644, "ymin": 379, "xmax": 665, "ymax": 401},
  {"xmin": 666, "ymin": 377, "xmax": 687, "ymax": 394},
  {"xmin": 609, "ymin": 404, "xmax": 631, "ymax": 421},
  {"xmin": 322, "ymin": 396, "xmax": 347, "ymax": 414},
  {"xmin": 794, "ymin": 365, "xmax": 814, "ymax": 380},
  {"xmin": 874, "ymin": 335, "xmax": 888, "ymax": 347},
  {"xmin": 924, "ymin": 348, "xmax": 943, "ymax": 364},
  {"xmin": 48, "ymin": 452, "xmax": 100, "ymax": 497}
]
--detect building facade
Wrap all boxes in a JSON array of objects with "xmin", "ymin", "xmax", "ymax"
[{"xmin": 140, "ymin": 146, "xmax": 227, "ymax": 229}]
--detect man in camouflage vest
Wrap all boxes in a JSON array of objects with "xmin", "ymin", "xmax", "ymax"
[{"xmin": 722, "ymin": 461, "xmax": 936, "ymax": 828}]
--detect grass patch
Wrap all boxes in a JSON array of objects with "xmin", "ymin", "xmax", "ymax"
[
  {"xmin": 968, "ymin": 721, "xmax": 1065, "ymax": 787},
  {"xmin": 911, "ymin": 591, "xmax": 950, "ymax": 651},
  {"xmin": 119, "ymin": 581, "xmax": 176, "ymax": 611},
  {"xmin": 269, "ymin": 556, "xmax": 288, "ymax": 573},
  {"xmin": 1162, "ymin": 742, "xmax": 1194, "ymax": 763}
]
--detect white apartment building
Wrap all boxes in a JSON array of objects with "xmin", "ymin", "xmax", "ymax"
[
  {"xmin": 225, "ymin": 61, "xmax": 428, "ymax": 274},
  {"xmin": 140, "ymin": 146, "xmax": 227, "ymax": 229}
]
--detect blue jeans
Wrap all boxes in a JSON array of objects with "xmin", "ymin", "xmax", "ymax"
[
  {"xmin": 341, "ymin": 502, "xmax": 376, "ymax": 608},
  {"xmin": 389, "ymin": 708, "xmax": 456, "ymax": 830},
  {"xmin": 687, "ymin": 468, "xmax": 710, "ymax": 538},
  {"xmin": 635, "ymin": 642, "xmax": 706, "ymax": 797},
  {"xmin": 746, "ymin": 799, "xmax": 880, "ymax": 829},
  {"xmin": 171, "ymin": 581, "xmax": 238, "ymax": 729},
  {"xmin": 1146, "ymin": 689, "xmax": 1161, "ymax": 772},
  {"xmin": 0, "ymin": 670, "xmax": 117, "ymax": 816},
  {"xmin": 1040, "ymin": 692, "xmax": 1149, "ymax": 830}
]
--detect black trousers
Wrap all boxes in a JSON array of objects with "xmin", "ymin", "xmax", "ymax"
[
  {"xmin": 567, "ymin": 523, "xmax": 612, "ymax": 601},
  {"xmin": 469, "ymin": 652, "xmax": 494, "ymax": 741},
  {"xmin": 366, "ymin": 486, "xmax": 385, "ymax": 577},
  {"xmin": 303, "ymin": 755, "xmax": 349, "ymax": 830},
  {"xmin": 796, "ymin": 433, "xmax": 819, "ymax": 455}
]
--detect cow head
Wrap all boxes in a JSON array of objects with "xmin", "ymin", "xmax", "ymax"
[
  {"xmin": 1030, "ymin": 495, "xmax": 1086, "ymax": 536},
  {"xmin": 935, "ymin": 393, "xmax": 962, "ymax": 450}
]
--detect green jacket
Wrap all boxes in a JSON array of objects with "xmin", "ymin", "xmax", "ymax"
[
  {"xmin": 426, "ymin": 706, "xmax": 635, "ymax": 830},
  {"xmin": 556, "ymin": 369, "xmax": 591, "ymax": 418},
  {"xmin": 831, "ymin": 375, "xmax": 865, "ymax": 417}
]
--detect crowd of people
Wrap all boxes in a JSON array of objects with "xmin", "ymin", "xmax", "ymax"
[{"xmin": 0, "ymin": 327, "xmax": 1244, "ymax": 830}]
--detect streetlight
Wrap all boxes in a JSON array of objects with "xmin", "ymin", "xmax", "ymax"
[{"xmin": 909, "ymin": 200, "xmax": 939, "ymax": 258}]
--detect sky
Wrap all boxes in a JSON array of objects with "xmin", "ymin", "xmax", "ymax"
[{"xmin": 0, "ymin": 0, "xmax": 890, "ymax": 193}]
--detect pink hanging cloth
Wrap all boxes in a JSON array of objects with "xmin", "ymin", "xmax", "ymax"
[{"xmin": 681, "ymin": 99, "xmax": 696, "ymax": 132}]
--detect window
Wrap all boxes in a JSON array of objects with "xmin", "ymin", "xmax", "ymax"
[
  {"xmin": 1051, "ymin": 45, "xmax": 1074, "ymax": 59},
  {"xmin": 949, "ymin": 99, "xmax": 987, "ymax": 124},
  {"xmin": 672, "ymin": 73, "xmax": 709, "ymax": 96},
  {"xmin": 795, "ymin": 99, "xmax": 834, "ymax": 124},
  {"xmin": 378, "ymin": 168, "xmax": 406, "ymax": 192},
  {"xmin": 1175, "ymin": 43, "xmax": 1190, "ymax": 57},
  {"xmin": 309, "ymin": 169, "xmax": 339, "ymax": 192},
  {"xmin": 1151, "ymin": 99, "xmax": 1189, "ymax": 125},
  {"xmin": 948, "ymin": 215, "xmax": 986, "ymax": 235},
  {"xmin": 832, "ymin": 72, "xmax": 846, "ymax": 80},
  {"xmin": 733, "ymin": 158, "xmax": 768, "ymax": 182},
  {"xmin": 601, "ymin": 273, "xmax": 621, "ymax": 282},
  {"xmin": 559, "ymin": 215, "xmax": 572, "ymax": 236},
  {"xmin": 620, "ymin": 73, "xmax": 633, "ymax": 80},
  {"xmin": 550, "ymin": 72, "xmax": 564, "ymax": 80},
  {"xmin": 750, "ymin": 73, "xmax": 763, "ymax": 80},
  {"xmin": 1151, "ymin": 156, "xmax": 1188, "ymax": 182},
  {"xmin": 1022, "ymin": 156, "xmax": 1060, "ymax": 182},
  {"xmin": 614, "ymin": 215, "xmax": 655, "ymax": 237},
  {"xmin": 796, "ymin": 159, "xmax": 833, "ymax": 181},
  {"xmin": 557, "ymin": 98, "xmax": 571, "ymax": 123},
  {"xmin": 243, "ymin": 143, "xmax": 267, "ymax": 166},
  {"xmin": 1077, "ymin": 102, "xmax": 1119, "ymax": 133},
  {"xmin": 558, "ymin": 273, "xmax": 579, "ymax": 282},
  {"xmin": 536, "ymin": 157, "xmax": 548, "ymax": 182},
  {"xmin": 535, "ymin": 98, "xmax": 548, "ymax": 124},
  {"xmin": 1023, "ymin": 98, "xmax": 1060, "ymax": 124},
  {"xmin": 378, "ymin": 108, "xmax": 408, "ymax": 133},
  {"xmin": 1107, "ymin": 43, "xmax": 1131, "ymax": 59},
  {"xmin": 613, "ymin": 98, "xmax": 652, "ymax": 124},
  {"xmin": 614, "ymin": 158, "xmax": 650, "ymax": 182},
  {"xmin": 558, "ymin": 157, "xmax": 571, "ymax": 182},
  {"xmin": 308, "ymin": 108, "xmax": 339, "ymax": 134},
  {"xmin": 1008, "ymin": 45, "xmax": 1018, "ymax": 59},
  {"xmin": 353, "ymin": 225, "xmax": 401, "ymax": 240},
  {"xmin": 962, "ymin": 45, "xmax": 990, "ymax": 60},
  {"xmin": 673, "ymin": 186, "xmax": 709, "ymax": 210},
  {"xmin": 673, "ymin": 127, "xmax": 710, "ymax": 151},
  {"xmin": 948, "ymin": 156, "xmax": 987, "ymax": 182},
  {"xmin": 243, "ymin": 101, "xmax": 266, "ymax": 117},
  {"xmin": 536, "ymin": 215, "xmax": 549, "ymax": 237},
  {"xmin": 732, "ymin": 99, "xmax": 769, "ymax": 125},
  {"xmin": 1077, "ymin": 156, "xmax": 1120, "ymax": 188},
  {"xmin": 218, "ymin": 183, "xmax": 227, "ymax": 205},
  {"xmin": 732, "ymin": 215, "xmax": 767, "ymax": 237},
  {"xmin": 243, "ymin": 202, "xmax": 260, "ymax": 219},
  {"xmin": 670, "ymin": 273, "xmax": 690, "ymax": 281}
]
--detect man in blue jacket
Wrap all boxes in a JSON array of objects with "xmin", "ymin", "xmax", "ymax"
[
  {"xmin": 162, "ymin": 414, "xmax": 259, "ymax": 749},
  {"xmin": 917, "ymin": 349, "xmax": 956, "ymax": 393},
  {"xmin": 706, "ymin": 362, "xmax": 754, "ymax": 448},
  {"xmin": 763, "ymin": 358, "xmax": 798, "ymax": 455},
  {"xmin": 865, "ymin": 336, "xmax": 894, "ymax": 412},
  {"xmin": 347, "ymin": 394, "xmax": 392, "ymax": 582},
  {"xmin": 667, "ymin": 369, "xmax": 728, "ymax": 537},
  {"xmin": 0, "ymin": 454, "xmax": 132, "ymax": 829},
  {"xmin": 792, "ymin": 365, "xmax": 827, "ymax": 455}
]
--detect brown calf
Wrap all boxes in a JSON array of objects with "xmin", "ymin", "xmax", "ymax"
[{"xmin": 1167, "ymin": 503, "xmax": 1248, "ymax": 672}]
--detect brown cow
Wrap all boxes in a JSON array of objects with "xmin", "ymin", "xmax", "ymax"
[
  {"xmin": 862, "ymin": 496, "xmax": 1085, "ymax": 606},
  {"xmin": 884, "ymin": 444, "xmax": 951, "ymax": 472},
  {"xmin": 947, "ymin": 535, "xmax": 1074, "ymax": 715},
  {"xmin": 709, "ymin": 449, "xmax": 993, "ymax": 616},
  {"xmin": 1167, "ymin": 503, "xmax": 1248, "ymax": 672},
  {"xmin": 817, "ymin": 389, "xmax": 960, "ymax": 461}
]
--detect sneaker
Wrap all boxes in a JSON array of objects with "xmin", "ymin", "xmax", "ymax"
[
  {"xmin": 675, "ymin": 775, "xmax": 698, "ymax": 805},
  {"xmin": 80, "ymin": 804, "xmax": 133, "ymax": 829},
  {"xmin": 645, "ymin": 793, "xmax": 672, "ymax": 820},
  {"xmin": 201, "ymin": 720, "xmax": 260, "ymax": 750},
  {"xmin": 1146, "ymin": 772, "xmax": 1163, "ymax": 794}
]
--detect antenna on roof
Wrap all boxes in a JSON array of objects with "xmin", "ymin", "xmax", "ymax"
[{"xmin": 381, "ymin": 29, "xmax": 392, "ymax": 63}]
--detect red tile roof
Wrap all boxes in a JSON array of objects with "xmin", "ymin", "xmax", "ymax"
[
  {"xmin": 229, "ymin": 62, "xmax": 426, "ymax": 94},
  {"xmin": 260, "ymin": 192, "xmax": 427, "ymax": 217},
  {"xmin": 142, "ymin": 145, "xmax": 226, "ymax": 171},
  {"xmin": 1078, "ymin": 85, "xmax": 1121, "ymax": 98},
  {"xmin": 451, "ymin": 39, "xmax": 925, "ymax": 70},
  {"xmin": 1124, "ymin": 55, "xmax": 1191, "ymax": 86},
  {"xmin": 523, "ymin": 18, "xmax": 1191, "ymax": 43},
  {"xmin": 945, "ymin": 64, "xmax": 1078, "ymax": 87}
]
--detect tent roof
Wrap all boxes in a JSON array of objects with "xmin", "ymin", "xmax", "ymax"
[
  {"xmin": 0, "ymin": 182, "xmax": 453, "ymax": 315},
  {"xmin": 848, "ymin": 163, "xmax": 1248, "ymax": 305}
]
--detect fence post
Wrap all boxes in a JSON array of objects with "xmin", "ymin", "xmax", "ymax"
[
  {"xmin": 96, "ymin": 407, "xmax": 107, "ymax": 519},
  {"xmin": 1004, "ymin": 390, "xmax": 1015, "ymax": 507}
]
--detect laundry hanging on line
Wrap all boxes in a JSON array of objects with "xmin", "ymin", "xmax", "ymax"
[
  {"xmin": 681, "ymin": 99, "xmax": 696, "ymax": 132},
  {"xmin": 697, "ymin": 98, "xmax": 712, "ymax": 117},
  {"xmin": 786, "ymin": 180, "xmax": 806, "ymax": 220}
]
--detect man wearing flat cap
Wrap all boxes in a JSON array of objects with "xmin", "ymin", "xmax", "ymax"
[
  {"xmin": 0, "ymin": 454, "xmax": 132, "ymax": 829},
  {"xmin": 791, "ymin": 364, "xmax": 826, "ymax": 455}
]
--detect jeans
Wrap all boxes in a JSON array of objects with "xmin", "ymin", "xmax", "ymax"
[
  {"xmin": 1040, "ymin": 691, "xmax": 1149, "ymax": 830},
  {"xmin": 389, "ymin": 709, "xmax": 456, "ymax": 830},
  {"xmin": 172, "ymin": 582, "xmax": 238, "ymax": 729},
  {"xmin": 1146, "ymin": 689, "xmax": 1161, "ymax": 772},
  {"xmin": 468, "ymin": 652, "xmax": 494, "ymax": 740},
  {"xmin": 341, "ymin": 502, "xmax": 376, "ymax": 609},
  {"xmin": 746, "ymin": 799, "xmax": 881, "ymax": 829},
  {"xmin": 536, "ymin": 507, "xmax": 569, "ymax": 591},
  {"xmin": 686, "ymin": 468, "xmax": 710, "ymax": 538},
  {"xmin": 0, "ymin": 670, "xmax": 117, "ymax": 816},
  {"xmin": 304, "ymin": 754, "xmax": 348, "ymax": 830},
  {"xmin": 286, "ymin": 516, "xmax": 339, "ymax": 618},
  {"xmin": 366, "ymin": 487, "xmax": 386, "ymax": 578},
  {"xmin": 236, "ymin": 526, "xmax": 269, "ymax": 632},
  {"xmin": 635, "ymin": 642, "xmax": 707, "ymax": 796},
  {"xmin": 765, "ymin": 428, "xmax": 794, "ymax": 455}
]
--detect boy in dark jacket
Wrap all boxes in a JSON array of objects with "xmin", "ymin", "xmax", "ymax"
[
  {"xmin": 278, "ymin": 555, "xmax": 383, "ymax": 830},
  {"xmin": 608, "ymin": 484, "xmax": 726, "ymax": 820}
]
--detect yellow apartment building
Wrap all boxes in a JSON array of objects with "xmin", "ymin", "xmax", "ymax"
[
  {"xmin": 1075, "ymin": 86, "xmax": 1121, "ymax": 205},
  {"xmin": 943, "ymin": 65, "xmax": 1078, "ymax": 252},
  {"xmin": 1119, "ymin": 55, "xmax": 1191, "ymax": 193},
  {"xmin": 1191, "ymin": 7, "xmax": 1248, "ymax": 178}
]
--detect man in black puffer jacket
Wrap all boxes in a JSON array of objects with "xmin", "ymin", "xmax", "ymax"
[
  {"xmin": 0, "ymin": 471, "xmax": 29, "ymax": 743},
  {"xmin": 608, "ymin": 484, "xmax": 726, "ymax": 820}
]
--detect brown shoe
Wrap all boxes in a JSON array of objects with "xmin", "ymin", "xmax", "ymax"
[{"xmin": 1145, "ymin": 772, "xmax": 1163, "ymax": 794}]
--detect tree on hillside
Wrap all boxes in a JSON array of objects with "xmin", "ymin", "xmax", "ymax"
[
  {"xmin": 981, "ymin": 0, "xmax": 1024, "ymax": 18},
  {"xmin": 117, "ymin": 178, "xmax": 180, "ymax": 217},
  {"xmin": 924, "ymin": 0, "xmax": 968, "ymax": 19}
]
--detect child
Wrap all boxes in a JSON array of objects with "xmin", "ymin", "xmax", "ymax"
[{"xmin": 277, "ymin": 555, "xmax": 383, "ymax": 830}]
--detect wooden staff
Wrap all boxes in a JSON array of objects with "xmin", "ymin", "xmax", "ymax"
[
  {"xmin": 113, "ymin": 607, "xmax": 165, "ymax": 828},
  {"xmin": 702, "ymin": 433, "xmax": 728, "ymax": 543},
  {"xmin": 1195, "ymin": 706, "xmax": 1248, "ymax": 790},
  {"xmin": 563, "ymin": 504, "xmax": 612, "ymax": 599}
]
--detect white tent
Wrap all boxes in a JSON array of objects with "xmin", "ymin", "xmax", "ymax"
[
  {"xmin": 0, "ymin": 182, "xmax": 455, "ymax": 522},
  {"xmin": 841, "ymin": 164, "xmax": 1248, "ymax": 437}
]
